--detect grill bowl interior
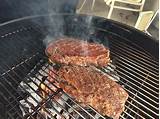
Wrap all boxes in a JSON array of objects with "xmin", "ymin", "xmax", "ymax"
[{"xmin": 0, "ymin": 14, "xmax": 158, "ymax": 119}]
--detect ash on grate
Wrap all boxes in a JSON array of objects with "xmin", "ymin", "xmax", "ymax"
[{"xmin": 18, "ymin": 64, "xmax": 66, "ymax": 119}]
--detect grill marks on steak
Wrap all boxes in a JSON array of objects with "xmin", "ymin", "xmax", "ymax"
[
  {"xmin": 46, "ymin": 38, "xmax": 110, "ymax": 66},
  {"xmin": 56, "ymin": 65, "xmax": 128, "ymax": 119}
]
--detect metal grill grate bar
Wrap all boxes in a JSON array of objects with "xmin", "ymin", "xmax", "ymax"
[
  {"xmin": 115, "ymin": 60, "xmax": 159, "ymax": 98},
  {"xmin": 116, "ymin": 60, "xmax": 159, "ymax": 93},
  {"xmin": 110, "ymin": 42, "xmax": 158, "ymax": 73},
  {"xmin": 118, "ymin": 74, "xmax": 158, "ymax": 115},
  {"xmin": 110, "ymin": 37, "xmax": 158, "ymax": 63},
  {"xmin": 110, "ymin": 48, "xmax": 158, "ymax": 84},
  {"xmin": 112, "ymin": 53, "xmax": 158, "ymax": 85},
  {"xmin": 113, "ymin": 55, "xmax": 159, "ymax": 90},
  {"xmin": 117, "ymin": 69, "xmax": 158, "ymax": 106},
  {"xmin": 124, "ymin": 105, "xmax": 144, "ymax": 119}
]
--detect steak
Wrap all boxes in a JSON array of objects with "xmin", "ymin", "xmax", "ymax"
[
  {"xmin": 49, "ymin": 65, "xmax": 128, "ymax": 119},
  {"xmin": 46, "ymin": 38, "xmax": 110, "ymax": 67}
]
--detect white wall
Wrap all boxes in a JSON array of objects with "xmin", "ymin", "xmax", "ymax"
[{"xmin": 144, "ymin": 0, "xmax": 159, "ymax": 12}]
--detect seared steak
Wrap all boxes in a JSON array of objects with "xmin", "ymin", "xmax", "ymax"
[
  {"xmin": 49, "ymin": 65, "xmax": 128, "ymax": 119},
  {"xmin": 46, "ymin": 38, "xmax": 110, "ymax": 67}
]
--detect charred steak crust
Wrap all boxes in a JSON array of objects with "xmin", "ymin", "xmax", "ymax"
[
  {"xmin": 46, "ymin": 38, "xmax": 110, "ymax": 67},
  {"xmin": 55, "ymin": 65, "xmax": 128, "ymax": 119}
]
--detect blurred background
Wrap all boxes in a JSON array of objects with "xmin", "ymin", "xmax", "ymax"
[
  {"xmin": 0, "ymin": 0, "xmax": 158, "ymax": 40},
  {"xmin": 76, "ymin": 0, "xmax": 159, "ymax": 40},
  {"xmin": 76, "ymin": 0, "xmax": 158, "ymax": 27}
]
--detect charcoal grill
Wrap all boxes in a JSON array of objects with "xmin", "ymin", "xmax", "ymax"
[{"xmin": 0, "ymin": 14, "xmax": 158, "ymax": 119}]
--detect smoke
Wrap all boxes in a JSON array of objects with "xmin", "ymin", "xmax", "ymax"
[
  {"xmin": 1, "ymin": 0, "xmax": 79, "ymax": 46},
  {"xmin": 1, "ymin": 0, "xmax": 109, "ymax": 48},
  {"xmin": 42, "ymin": 13, "xmax": 95, "ymax": 48},
  {"xmin": 37, "ymin": 0, "xmax": 78, "ymax": 47}
]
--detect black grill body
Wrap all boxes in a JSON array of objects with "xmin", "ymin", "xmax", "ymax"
[{"xmin": 0, "ymin": 14, "xmax": 158, "ymax": 119}]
